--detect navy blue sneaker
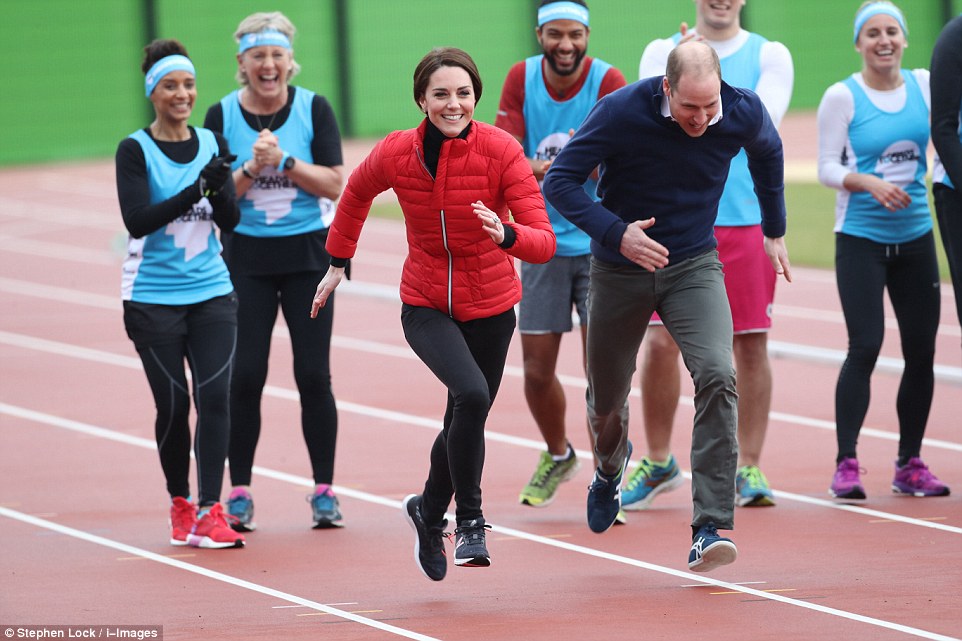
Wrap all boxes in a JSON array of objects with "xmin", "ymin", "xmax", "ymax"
[
  {"xmin": 688, "ymin": 522, "xmax": 737, "ymax": 572},
  {"xmin": 454, "ymin": 518, "xmax": 491, "ymax": 567},
  {"xmin": 401, "ymin": 494, "xmax": 448, "ymax": 581},
  {"xmin": 586, "ymin": 441, "xmax": 633, "ymax": 533}
]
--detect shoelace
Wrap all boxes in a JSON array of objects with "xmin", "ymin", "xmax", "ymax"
[
  {"xmin": 201, "ymin": 506, "xmax": 230, "ymax": 529},
  {"xmin": 427, "ymin": 525, "xmax": 453, "ymax": 552},
  {"xmin": 532, "ymin": 456, "xmax": 563, "ymax": 484},
  {"xmin": 455, "ymin": 523, "xmax": 491, "ymax": 545},
  {"xmin": 227, "ymin": 494, "xmax": 252, "ymax": 509},
  {"xmin": 311, "ymin": 493, "xmax": 335, "ymax": 509},
  {"xmin": 588, "ymin": 473, "xmax": 611, "ymax": 493},
  {"xmin": 625, "ymin": 458, "xmax": 669, "ymax": 491},
  {"xmin": 902, "ymin": 463, "xmax": 935, "ymax": 485}
]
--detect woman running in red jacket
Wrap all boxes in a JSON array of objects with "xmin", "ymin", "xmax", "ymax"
[{"xmin": 311, "ymin": 47, "xmax": 555, "ymax": 581}]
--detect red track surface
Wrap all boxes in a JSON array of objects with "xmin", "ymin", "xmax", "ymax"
[{"xmin": 1, "ymin": 124, "xmax": 960, "ymax": 640}]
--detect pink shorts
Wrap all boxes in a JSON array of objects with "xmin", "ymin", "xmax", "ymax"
[{"xmin": 651, "ymin": 225, "xmax": 776, "ymax": 334}]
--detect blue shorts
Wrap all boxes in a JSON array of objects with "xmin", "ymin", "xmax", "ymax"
[{"xmin": 518, "ymin": 254, "xmax": 590, "ymax": 334}]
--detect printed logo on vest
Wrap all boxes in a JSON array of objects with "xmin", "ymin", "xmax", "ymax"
[{"xmin": 873, "ymin": 141, "xmax": 921, "ymax": 187}]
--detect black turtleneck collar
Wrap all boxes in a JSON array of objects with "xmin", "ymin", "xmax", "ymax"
[{"xmin": 422, "ymin": 118, "xmax": 472, "ymax": 177}]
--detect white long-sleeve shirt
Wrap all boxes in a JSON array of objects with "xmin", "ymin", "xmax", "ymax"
[{"xmin": 638, "ymin": 29, "xmax": 794, "ymax": 128}]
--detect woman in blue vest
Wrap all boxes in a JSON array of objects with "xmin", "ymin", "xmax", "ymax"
[
  {"xmin": 203, "ymin": 12, "xmax": 346, "ymax": 531},
  {"xmin": 115, "ymin": 39, "xmax": 244, "ymax": 549},
  {"xmin": 817, "ymin": 1, "xmax": 949, "ymax": 501}
]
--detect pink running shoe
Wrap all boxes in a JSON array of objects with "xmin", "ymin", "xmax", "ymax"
[
  {"xmin": 169, "ymin": 497, "xmax": 197, "ymax": 547},
  {"xmin": 830, "ymin": 457, "xmax": 866, "ymax": 500},
  {"xmin": 892, "ymin": 458, "xmax": 951, "ymax": 497},
  {"xmin": 188, "ymin": 503, "xmax": 245, "ymax": 549}
]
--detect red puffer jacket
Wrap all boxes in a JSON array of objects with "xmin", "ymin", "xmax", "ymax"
[{"xmin": 327, "ymin": 120, "xmax": 556, "ymax": 321}]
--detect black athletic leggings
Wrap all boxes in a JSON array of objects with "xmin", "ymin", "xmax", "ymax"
[
  {"xmin": 228, "ymin": 270, "xmax": 337, "ymax": 486},
  {"xmin": 834, "ymin": 232, "xmax": 940, "ymax": 463},
  {"xmin": 401, "ymin": 304, "xmax": 516, "ymax": 524},
  {"xmin": 934, "ymin": 184, "xmax": 962, "ymax": 334},
  {"xmin": 123, "ymin": 293, "xmax": 237, "ymax": 507}
]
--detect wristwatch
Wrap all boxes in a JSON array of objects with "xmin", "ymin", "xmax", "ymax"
[{"xmin": 279, "ymin": 152, "xmax": 295, "ymax": 172}]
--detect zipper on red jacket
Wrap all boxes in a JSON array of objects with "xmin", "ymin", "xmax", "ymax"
[
  {"xmin": 417, "ymin": 146, "xmax": 455, "ymax": 318},
  {"xmin": 439, "ymin": 209, "xmax": 454, "ymax": 317}
]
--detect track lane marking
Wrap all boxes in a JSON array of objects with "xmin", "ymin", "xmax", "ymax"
[
  {"xmin": 0, "ymin": 506, "xmax": 441, "ymax": 641},
  {"xmin": 2, "ymin": 499, "xmax": 956, "ymax": 641}
]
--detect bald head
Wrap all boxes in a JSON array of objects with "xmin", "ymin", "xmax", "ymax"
[
  {"xmin": 662, "ymin": 41, "xmax": 722, "ymax": 138},
  {"xmin": 665, "ymin": 40, "xmax": 721, "ymax": 94}
]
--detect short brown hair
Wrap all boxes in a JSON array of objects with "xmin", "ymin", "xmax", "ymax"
[
  {"xmin": 141, "ymin": 39, "xmax": 189, "ymax": 74},
  {"xmin": 665, "ymin": 41, "xmax": 721, "ymax": 92},
  {"xmin": 412, "ymin": 47, "xmax": 483, "ymax": 108}
]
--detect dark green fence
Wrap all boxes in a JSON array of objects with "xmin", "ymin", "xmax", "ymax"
[{"xmin": 1, "ymin": 0, "xmax": 959, "ymax": 165}]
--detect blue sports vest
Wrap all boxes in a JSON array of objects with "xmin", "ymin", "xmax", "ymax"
[
  {"xmin": 836, "ymin": 71, "xmax": 932, "ymax": 243},
  {"xmin": 122, "ymin": 128, "xmax": 234, "ymax": 305},
  {"xmin": 673, "ymin": 31, "xmax": 766, "ymax": 226},
  {"xmin": 221, "ymin": 87, "xmax": 333, "ymax": 237},
  {"xmin": 523, "ymin": 56, "xmax": 610, "ymax": 256}
]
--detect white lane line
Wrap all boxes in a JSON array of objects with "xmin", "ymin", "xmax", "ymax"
[
  {"xmin": 2, "ymin": 326, "xmax": 962, "ymax": 525},
  {"xmin": 0, "ymin": 507, "xmax": 441, "ymax": 641},
  {"xmin": 2, "ymin": 274, "xmax": 959, "ymax": 384},
  {"xmin": 1, "ymin": 413, "xmax": 958, "ymax": 641},
  {"xmin": 2, "ymin": 327, "xmax": 960, "ymax": 455}
]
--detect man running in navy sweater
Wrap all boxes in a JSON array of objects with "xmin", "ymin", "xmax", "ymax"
[{"xmin": 543, "ymin": 41, "xmax": 791, "ymax": 573}]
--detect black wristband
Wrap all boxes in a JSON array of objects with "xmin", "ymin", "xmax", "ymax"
[
  {"xmin": 241, "ymin": 162, "xmax": 256, "ymax": 180},
  {"xmin": 498, "ymin": 224, "xmax": 517, "ymax": 249}
]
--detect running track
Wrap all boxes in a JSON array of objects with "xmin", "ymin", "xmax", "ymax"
[{"xmin": 0, "ymin": 147, "xmax": 960, "ymax": 640}]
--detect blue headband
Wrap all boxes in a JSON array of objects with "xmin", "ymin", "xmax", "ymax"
[
  {"xmin": 144, "ymin": 55, "xmax": 195, "ymax": 97},
  {"xmin": 853, "ymin": 3, "xmax": 907, "ymax": 43},
  {"xmin": 538, "ymin": 1, "xmax": 589, "ymax": 27},
  {"xmin": 238, "ymin": 29, "xmax": 292, "ymax": 54}
]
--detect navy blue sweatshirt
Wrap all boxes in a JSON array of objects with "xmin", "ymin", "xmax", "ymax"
[
  {"xmin": 543, "ymin": 76, "xmax": 786, "ymax": 266},
  {"xmin": 931, "ymin": 14, "xmax": 962, "ymax": 189}
]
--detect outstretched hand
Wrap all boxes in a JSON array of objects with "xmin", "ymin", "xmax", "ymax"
[{"xmin": 310, "ymin": 265, "xmax": 346, "ymax": 318}]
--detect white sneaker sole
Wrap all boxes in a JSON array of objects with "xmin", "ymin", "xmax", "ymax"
[{"xmin": 689, "ymin": 540, "xmax": 737, "ymax": 573}]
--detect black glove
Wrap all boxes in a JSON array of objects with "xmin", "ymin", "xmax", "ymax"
[{"xmin": 199, "ymin": 153, "xmax": 237, "ymax": 197}]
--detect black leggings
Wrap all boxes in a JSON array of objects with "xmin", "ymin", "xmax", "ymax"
[
  {"xmin": 228, "ymin": 270, "xmax": 337, "ymax": 487},
  {"xmin": 401, "ymin": 304, "xmax": 516, "ymax": 524},
  {"xmin": 123, "ymin": 294, "xmax": 237, "ymax": 507},
  {"xmin": 934, "ymin": 184, "xmax": 962, "ymax": 336},
  {"xmin": 834, "ymin": 232, "xmax": 940, "ymax": 463}
]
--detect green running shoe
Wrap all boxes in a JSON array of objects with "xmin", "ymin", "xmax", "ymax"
[
  {"xmin": 621, "ymin": 454, "xmax": 684, "ymax": 510},
  {"xmin": 519, "ymin": 445, "xmax": 581, "ymax": 507},
  {"xmin": 735, "ymin": 465, "xmax": 775, "ymax": 507}
]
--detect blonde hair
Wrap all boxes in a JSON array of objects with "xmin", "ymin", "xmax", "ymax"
[{"xmin": 234, "ymin": 11, "xmax": 301, "ymax": 85}]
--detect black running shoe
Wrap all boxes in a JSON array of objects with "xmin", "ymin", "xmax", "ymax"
[
  {"xmin": 401, "ymin": 494, "xmax": 448, "ymax": 581},
  {"xmin": 454, "ymin": 517, "xmax": 491, "ymax": 567}
]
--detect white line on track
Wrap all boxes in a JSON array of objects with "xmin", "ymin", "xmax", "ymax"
[
  {"xmin": 2, "ymin": 328, "xmax": 961, "ymax": 519},
  {"xmin": 1, "ymin": 407, "xmax": 959, "ymax": 641},
  {"xmin": 2, "ymin": 274, "xmax": 959, "ymax": 384},
  {"xmin": 0, "ymin": 506, "xmax": 441, "ymax": 641}
]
